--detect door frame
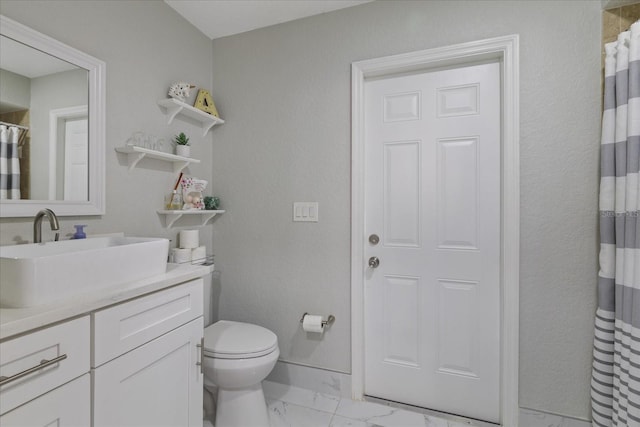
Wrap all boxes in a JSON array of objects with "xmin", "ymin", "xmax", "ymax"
[
  {"xmin": 350, "ymin": 35, "xmax": 520, "ymax": 426},
  {"xmin": 48, "ymin": 105, "xmax": 88, "ymax": 200}
]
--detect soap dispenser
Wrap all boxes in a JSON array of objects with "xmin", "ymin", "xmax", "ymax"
[{"xmin": 73, "ymin": 225, "xmax": 87, "ymax": 239}]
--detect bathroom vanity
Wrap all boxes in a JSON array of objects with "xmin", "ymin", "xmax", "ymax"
[{"xmin": 0, "ymin": 263, "xmax": 209, "ymax": 426}]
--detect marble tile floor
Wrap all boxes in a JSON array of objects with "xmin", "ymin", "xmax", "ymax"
[{"xmin": 262, "ymin": 381, "xmax": 497, "ymax": 427}]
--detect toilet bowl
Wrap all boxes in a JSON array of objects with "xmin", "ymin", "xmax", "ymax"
[{"xmin": 202, "ymin": 320, "xmax": 279, "ymax": 427}]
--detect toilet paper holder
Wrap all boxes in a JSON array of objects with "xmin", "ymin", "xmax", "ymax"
[{"xmin": 299, "ymin": 312, "xmax": 335, "ymax": 327}]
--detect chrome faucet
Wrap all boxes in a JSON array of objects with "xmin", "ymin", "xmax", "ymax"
[{"xmin": 33, "ymin": 209, "xmax": 60, "ymax": 243}]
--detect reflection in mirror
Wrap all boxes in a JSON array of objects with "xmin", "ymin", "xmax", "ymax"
[
  {"xmin": 0, "ymin": 15, "xmax": 105, "ymax": 217},
  {"xmin": 0, "ymin": 35, "xmax": 89, "ymax": 201}
]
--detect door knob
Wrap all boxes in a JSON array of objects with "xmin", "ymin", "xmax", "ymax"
[
  {"xmin": 369, "ymin": 234, "xmax": 380, "ymax": 245},
  {"xmin": 368, "ymin": 256, "xmax": 380, "ymax": 268}
]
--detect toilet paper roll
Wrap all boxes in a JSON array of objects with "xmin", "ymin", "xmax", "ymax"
[
  {"xmin": 192, "ymin": 246, "xmax": 206, "ymax": 263},
  {"xmin": 302, "ymin": 314, "xmax": 324, "ymax": 334},
  {"xmin": 179, "ymin": 230, "xmax": 199, "ymax": 249},
  {"xmin": 172, "ymin": 247, "xmax": 192, "ymax": 264}
]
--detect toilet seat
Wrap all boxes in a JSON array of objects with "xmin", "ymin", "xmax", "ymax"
[{"xmin": 203, "ymin": 320, "xmax": 278, "ymax": 359}]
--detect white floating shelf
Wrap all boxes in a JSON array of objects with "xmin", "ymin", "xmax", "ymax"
[
  {"xmin": 115, "ymin": 146, "xmax": 200, "ymax": 175},
  {"xmin": 157, "ymin": 210, "xmax": 225, "ymax": 228},
  {"xmin": 157, "ymin": 98, "xmax": 224, "ymax": 137}
]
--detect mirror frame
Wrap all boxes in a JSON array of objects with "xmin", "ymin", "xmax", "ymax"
[{"xmin": 0, "ymin": 15, "xmax": 105, "ymax": 217}]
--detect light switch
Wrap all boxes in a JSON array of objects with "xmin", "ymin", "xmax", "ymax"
[{"xmin": 293, "ymin": 202, "xmax": 318, "ymax": 222}]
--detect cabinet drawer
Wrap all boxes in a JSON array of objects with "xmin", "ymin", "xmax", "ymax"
[
  {"xmin": 0, "ymin": 374, "xmax": 90, "ymax": 427},
  {"xmin": 93, "ymin": 279, "xmax": 203, "ymax": 367},
  {"xmin": 0, "ymin": 316, "xmax": 90, "ymax": 416}
]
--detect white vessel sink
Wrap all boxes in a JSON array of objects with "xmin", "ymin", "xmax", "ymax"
[{"xmin": 0, "ymin": 237, "xmax": 169, "ymax": 308}]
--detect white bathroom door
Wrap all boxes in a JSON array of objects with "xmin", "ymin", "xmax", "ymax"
[
  {"xmin": 63, "ymin": 118, "xmax": 88, "ymax": 201},
  {"xmin": 363, "ymin": 61, "xmax": 501, "ymax": 423}
]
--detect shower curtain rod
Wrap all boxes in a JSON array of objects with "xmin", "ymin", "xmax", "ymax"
[{"xmin": 0, "ymin": 121, "xmax": 29, "ymax": 131}]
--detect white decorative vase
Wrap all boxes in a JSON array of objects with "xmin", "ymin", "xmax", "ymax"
[{"xmin": 176, "ymin": 145, "xmax": 190, "ymax": 157}]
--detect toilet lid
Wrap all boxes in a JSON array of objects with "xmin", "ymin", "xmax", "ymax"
[{"xmin": 203, "ymin": 320, "xmax": 278, "ymax": 359}]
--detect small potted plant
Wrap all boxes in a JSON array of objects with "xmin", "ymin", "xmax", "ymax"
[{"xmin": 173, "ymin": 132, "xmax": 190, "ymax": 157}]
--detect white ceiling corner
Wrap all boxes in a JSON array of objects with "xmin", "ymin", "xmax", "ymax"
[{"xmin": 164, "ymin": 0, "xmax": 373, "ymax": 40}]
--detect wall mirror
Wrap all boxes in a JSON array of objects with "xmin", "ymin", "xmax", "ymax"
[{"xmin": 0, "ymin": 15, "xmax": 105, "ymax": 217}]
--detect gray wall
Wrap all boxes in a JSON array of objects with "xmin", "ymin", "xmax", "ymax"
[
  {"xmin": 209, "ymin": 0, "xmax": 601, "ymax": 420},
  {"xmin": 0, "ymin": 0, "xmax": 602, "ymax": 421},
  {"xmin": 0, "ymin": 69, "xmax": 30, "ymax": 111},
  {"xmin": 0, "ymin": 2, "xmax": 215, "ymax": 251}
]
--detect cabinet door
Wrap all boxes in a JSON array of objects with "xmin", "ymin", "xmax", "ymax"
[
  {"xmin": 93, "ymin": 317, "xmax": 204, "ymax": 427},
  {"xmin": 0, "ymin": 374, "xmax": 90, "ymax": 427}
]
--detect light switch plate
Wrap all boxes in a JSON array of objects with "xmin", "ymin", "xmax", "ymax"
[{"xmin": 293, "ymin": 202, "xmax": 318, "ymax": 222}]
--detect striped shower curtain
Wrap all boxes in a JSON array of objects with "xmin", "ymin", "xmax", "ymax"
[
  {"xmin": 592, "ymin": 21, "xmax": 640, "ymax": 426},
  {"xmin": 0, "ymin": 124, "xmax": 21, "ymax": 200}
]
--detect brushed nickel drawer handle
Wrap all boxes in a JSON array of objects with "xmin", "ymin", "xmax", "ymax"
[{"xmin": 0, "ymin": 354, "xmax": 67, "ymax": 387}]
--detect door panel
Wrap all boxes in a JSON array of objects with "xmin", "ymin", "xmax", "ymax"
[
  {"xmin": 437, "ymin": 279, "xmax": 478, "ymax": 377},
  {"xmin": 364, "ymin": 61, "xmax": 501, "ymax": 423},
  {"xmin": 63, "ymin": 118, "xmax": 88, "ymax": 201},
  {"xmin": 383, "ymin": 275, "xmax": 420, "ymax": 367},
  {"xmin": 436, "ymin": 137, "xmax": 479, "ymax": 249},
  {"xmin": 383, "ymin": 141, "xmax": 421, "ymax": 247}
]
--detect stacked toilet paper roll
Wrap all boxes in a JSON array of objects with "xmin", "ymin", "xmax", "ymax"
[
  {"xmin": 179, "ymin": 230, "xmax": 199, "ymax": 249},
  {"xmin": 171, "ymin": 230, "xmax": 207, "ymax": 264},
  {"xmin": 171, "ymin": 248, "xmax": 191, "ymax": 264}
]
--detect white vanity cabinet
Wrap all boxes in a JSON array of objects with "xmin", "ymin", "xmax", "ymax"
[
  {"xmin": 0, "ymin": 316, "xmax": 91, "ymax": 426},
  {"xmin": 0, "ymin": 276, "xmax": 206, "ymax": 427},
  {"xmin": 92, "ymin": 279, "xmax": 204, "ymax": 427}
]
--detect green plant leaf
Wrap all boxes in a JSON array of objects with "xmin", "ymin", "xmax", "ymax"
[{"xmin": 173, "ymin": 132, "xmax": 190, "ymax": 145}]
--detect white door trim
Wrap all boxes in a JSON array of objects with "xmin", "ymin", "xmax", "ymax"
[{"xmin": 350, "ymin": 35, "xmax": 520, "ymax": 426}]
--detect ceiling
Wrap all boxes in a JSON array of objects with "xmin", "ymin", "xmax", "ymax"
[{"xmin": 164, "ymin": 0, "xmax": 372, "ymax": 40}]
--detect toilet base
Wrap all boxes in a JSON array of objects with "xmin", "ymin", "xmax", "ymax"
[{"xmin": 215, "ymin": 383, "xmax": 270, "ymax": 427}]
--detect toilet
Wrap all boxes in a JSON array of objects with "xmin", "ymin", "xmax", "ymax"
[{"xmin": 202, "ymin": 320, "xmax": 279, "ymax": 427}]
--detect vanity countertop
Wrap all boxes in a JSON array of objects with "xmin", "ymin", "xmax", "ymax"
[{"xmin": 0, "ymin": 263, "xmax": 212, "ymax": 341}]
